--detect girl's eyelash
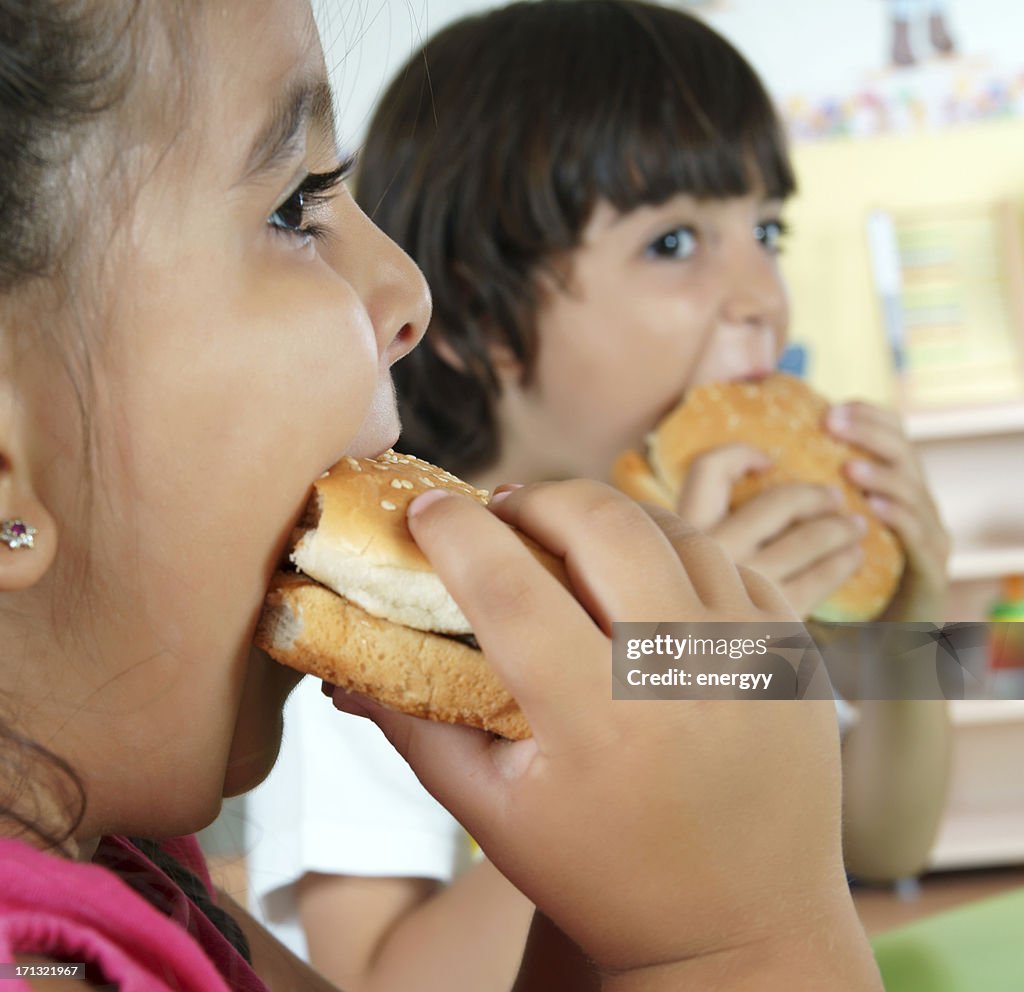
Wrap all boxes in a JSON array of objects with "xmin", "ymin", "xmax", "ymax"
[{"xmin": 269, "ymin": 155, "xmax": 356, "ymax": 243}]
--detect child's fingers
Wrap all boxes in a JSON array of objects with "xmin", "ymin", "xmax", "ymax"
[
  {"xmin": 827, "ymin": 401, "xmax": 908, "ymax": 466},
  {"xmin": 845, "ymin": 458, "xmax": 921, "ymax": 509},
  {"xmin": 405, "ymin": 488, "xmax": 624, "ymax": 744},
  {"xmin": 485, "ymin": 479, "xmax": 704, "ymax": 621},
  {"xmin": 711, "ymin": 483, "xmax": 842, "ymax": 558},
  {"xmin": 868, "ymin": 495, "xmax": 949, "ymax": 570},
  {"xmin": 736, "ymin": 564, "xmax": 797, "ymax": 616},
  {"xmin": 745, "ymin": 513, "xmax": 864, "ymax": 584},
  {"xmin": 330, "ymin": 688, "xmax": 520, "ymax": 830},
  {"xmin": 675, "ymin": 443, "xmax": 772, "ymax": 531},
  {"xmin": 633, "ymin": 502, "xmax": 757, "ymax": 610},
  {"xmin": 776, "ymin": 545, "xmax": 865, "ymax": 619}
]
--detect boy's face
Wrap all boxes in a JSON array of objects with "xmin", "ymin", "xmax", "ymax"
[
  {"xmin": 495, "ymin": 192, "xmax": 789, "ymax": 483},
  {"xmin": 16, "ymin": 0, "xmax": 429, "ymax": 837}
]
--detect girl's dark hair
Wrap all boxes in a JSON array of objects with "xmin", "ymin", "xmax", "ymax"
[
  {"xmin": 0, "ymin": 1, "xmax": 135, "ymax": 289},
  {"xmin": 125, "ymin": 839, "xmax": 252, "ymax": 965},
  {"xmin": 357, "ymin": 0, "xmax": 796, "ymax": 477},
  {"xmin": 0, "ymin": 0, "xmax": 136, "ymax": 853},
  {"xmin": 1, "ymin": 0, "xmax": 249, "ymax": 963}
]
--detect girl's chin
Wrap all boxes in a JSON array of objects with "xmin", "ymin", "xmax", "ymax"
[{"xmin": 223, "ymin": 650, "xmax": 305, "ymax": 796}]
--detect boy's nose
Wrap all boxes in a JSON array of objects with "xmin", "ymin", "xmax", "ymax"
[
  {"xmin": 688, "ymin": 256, "xmax": 788, "ymax": 387},
  {"xmin": 721, "ymin": 248, "xmax": 788, "ymax": 334}
]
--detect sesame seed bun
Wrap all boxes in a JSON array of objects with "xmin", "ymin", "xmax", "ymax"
[
  {"xmin": 255, "ymin": 451, "xmax": 550, "ymax": 739},
  {"xmin": 611, "ymin": 375, "xmax": 905, "ymax": 622}
]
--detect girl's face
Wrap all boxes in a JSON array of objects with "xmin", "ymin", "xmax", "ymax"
[
  {"xmin": 496, "ymin": 192, "xmax": 789, "ymax": 483},
  {"xmin": 17, "ymin": 0, "xmax": 428, "ymax": 839}
]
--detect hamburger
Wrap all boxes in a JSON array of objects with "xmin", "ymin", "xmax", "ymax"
[
  {"xmin": 256, "ymin": 451, "xmax": 562, "ymax": 740},
  {"xmin": 611, "ymin": 374, "xmax": 905, "ymax": 622}
]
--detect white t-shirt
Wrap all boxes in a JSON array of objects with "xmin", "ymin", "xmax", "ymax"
[{"xmin": 245, "ymin": 677, "xmax": 473, "ymax": 959}]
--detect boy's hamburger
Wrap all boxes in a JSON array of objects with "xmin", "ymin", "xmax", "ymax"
[
  {"xmin": 612, "ymin": 374, "xmax": 904, "ymax": 622},
  {"xmin": 256, "ymin": 451, "xmax": 555, "ymax": 740}
]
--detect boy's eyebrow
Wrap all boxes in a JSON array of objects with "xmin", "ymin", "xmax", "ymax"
[{"xmin": 240, "ymin": 75, "xmax": 335, "ymax": 183}]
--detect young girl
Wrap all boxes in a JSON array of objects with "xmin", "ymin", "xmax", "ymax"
[
  {"xmin": 0, "ymin": 1, "xmax": 881, "ymax": 991},
  {"xmin": 248, "ymin": 1, "xmax": 950, "ymax": 986}
]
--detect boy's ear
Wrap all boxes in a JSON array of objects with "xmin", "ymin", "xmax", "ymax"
[
  {"xmin": 431, "ymin": 332, "xmax": 523, "ymax": 383},
  {"xmin": 487, "ymin": 342, "xmax": 523, "ymax": 385},
  {"xmin": 0, "ymin": 387, "xmax": 58, "ymax": 592}
]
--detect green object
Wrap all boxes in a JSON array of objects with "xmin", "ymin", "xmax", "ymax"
[
  {"xmin": 990, "ymin": 602, "xmax": 1024, "ymax": 621},
  {"xmin": 872, "ymin": 888, "xmax": 1024, "ymax": 991}
]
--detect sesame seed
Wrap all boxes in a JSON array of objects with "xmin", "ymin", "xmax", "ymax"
[
  {"xmin": 391, "ymin": 479, "xmax": 404, "ymax": 489},
  {"xmin": 380, "ymin": 500, "xmax": 397, "ymax": 511}
]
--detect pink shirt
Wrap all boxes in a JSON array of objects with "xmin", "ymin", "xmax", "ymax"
[{"xmin": 0, "ymin": 835, "xmax": 266, "ymax": 991}]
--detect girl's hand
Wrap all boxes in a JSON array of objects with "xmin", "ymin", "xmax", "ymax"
[
  {"xmin": 827, "ymin": 402, "xmax": 950, "ymax": 622},
  {"xmin": 331, "ymin": 481, "xmax": 869, "ymax": 982},
  {"xmin": 675, "ymin": 443, "xmax": 864, "ymax": 618}
]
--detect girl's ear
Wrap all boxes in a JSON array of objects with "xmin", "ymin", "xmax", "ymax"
[{"xmin": 0, "ymin": 408, "xmax": 58, "ymax": 592}]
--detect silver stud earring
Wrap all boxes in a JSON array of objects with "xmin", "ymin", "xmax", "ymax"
[{"xmin": 1, "ymin": 519, "xmax": 37, "ymax": 550}]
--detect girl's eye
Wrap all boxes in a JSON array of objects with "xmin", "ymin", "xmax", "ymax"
[
  {"xmin": 755, "ymin": 219, "xmax": 789, "ymax": 254},
  {"xmin": 647, "ymin": 226, "xmax": 698, "ymax": 260},
  {"xmin": 267, "ymin": 157, "xmax": 355, "ymax": 243},
  {"xmin": 269, "ymin": 188, "xmax": 306, "ymax": 234}
]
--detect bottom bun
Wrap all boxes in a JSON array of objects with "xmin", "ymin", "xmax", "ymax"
[{"xmin": 256, "ymin": 572, "xmax": 530, "ymax": 740}]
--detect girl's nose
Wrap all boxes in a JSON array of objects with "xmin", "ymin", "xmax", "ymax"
[{"xmin": 350, "ymin": 201, "xmax": 432, "ymax": 368}]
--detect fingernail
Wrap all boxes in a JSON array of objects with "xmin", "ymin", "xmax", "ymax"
[
  {"xmin": 867, "ymin": 495, "xmax": 891, "ymax": 517},
  {"xmin": 332, "ymin": 688, "xmax": 371, "ymax": 719},
  {"xmin": 848, "ymin": 459, "xmax": 873, "ymax": 481},
  {"xmin": 851, "ymin": 513, "xmax": 868, "ymax": 533},
  {"xmin": 828, "ymin": 405, "xmax": 851, "ymax": 432},
  {"xmin": 408, "ymin": 488, "xmax": 454, "ymax": 518},
  {"xmin": 489, "ymin": 483, "xmax": 524, "ymax": 505},
  {"xmin": 828, "ymin": 485, "xmax": 847, "ymax": 507}
]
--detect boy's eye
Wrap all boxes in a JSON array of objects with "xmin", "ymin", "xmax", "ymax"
[
  {"xmin": 755, "ymin": 219, "xmax": 788, "ymax": 254},
  {"xmin": 647, "ymin": 227, "xmax": 697, "ymax": 260}
]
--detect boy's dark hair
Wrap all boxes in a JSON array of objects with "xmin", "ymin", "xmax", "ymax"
[{"xmin": 357, "ymin": 0, "xmax": 796, "ymax": 478}]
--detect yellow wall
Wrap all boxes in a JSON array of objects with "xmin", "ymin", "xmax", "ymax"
[{"xmin": 782, "ymin": 118, "xmax": 1024, "ymax": 405}]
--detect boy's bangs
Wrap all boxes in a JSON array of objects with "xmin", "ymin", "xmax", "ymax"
[
  {"xmin": 589, "ymin": 98, "xmax": 796, "ymax": 213},
  {"xmin": 539, "ymin": 2, "xmax": 796, "ymax": 217}
]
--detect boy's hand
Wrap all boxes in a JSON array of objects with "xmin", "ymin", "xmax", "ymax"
[
  {"xmin": 827, "ymin": 402, "xmax": 950, "ymax": 622},
  {"xmin": 332, "ymin": 481, "xmax": 867, "ymax": 980},
  {"xmin": 674, "ymin": 443, "xmax": 864, "ymax": 617}
]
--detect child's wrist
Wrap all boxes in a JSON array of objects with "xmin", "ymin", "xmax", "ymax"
[{"xmin": 599, "ymin": 897, "xmax": 880, "ymax": 992}]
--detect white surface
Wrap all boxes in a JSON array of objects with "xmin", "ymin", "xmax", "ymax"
[
  {"xmin": 314, "ymin": 0, "xmax": 496, "ymax": 145},
  {"xmin": 906, "ymin": 402, "xmax": 1024, "ymax": 441},
  {"xmin": 913, "ymin": 428, "xmax": 1024, "ymax": 586},
  {"xmin": 929, "ymin": 700, "xmax": 1024, "ymax": 870}
]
